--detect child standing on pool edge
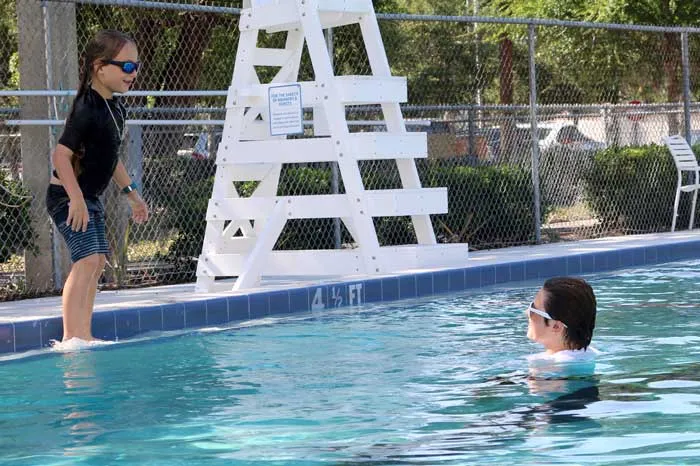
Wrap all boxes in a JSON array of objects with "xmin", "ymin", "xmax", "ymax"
[
  {"xmin": 46, "ymin": 30, "xmax": 148, "ymax": 343},
  {"xmin": 526, "ymin": 277, "xmax": 599, "ymax": 362}
]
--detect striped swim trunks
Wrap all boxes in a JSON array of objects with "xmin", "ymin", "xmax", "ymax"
[{"xmin": 50, "ymin": 203, "xmax": 110, "ymax": 263}]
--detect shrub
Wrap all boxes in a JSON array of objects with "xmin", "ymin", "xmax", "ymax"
[
  {"xmin": 162, "ymin": 165, "xmax": 348, "ymax": 279},
  {"xmin": 144, "ymin": 155, "xmax": 216, "ymax": 232},
  {"xmin": 0, "ymin": 170, "xmax": 34, "ymax": 263},
  {"xmin": 147, "ymin": 156, "xmax": 216, "ymax": 278},
  {"xmin": 164, "ymin": 174, "xmax": 213, "ymax": 275},
  {"xmin": 423, "ymin": 162, "xmax": 540, "ymax": 249},
  {"xmin": 266, "ymin": 166, "xmax": 349, "ymax": 250},
  {"xmin": 161, "ymin": 161, "xmax": 541, "ymax": 274},
  {"xmin": 583, "ymin": 144, "xmax": 695, "ymax": 233},
  {"xmin": 540, "ymin": 147, "xmax": 595, "ymax": 207}
]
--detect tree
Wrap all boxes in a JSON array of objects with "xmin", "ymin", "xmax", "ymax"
[
  {"xmin": 477, "ymin": 0, "xmax": 700, "ymax": 146},
  {"xmin": 0, "ymin": 0, "xmax": 17, "ymax": 89},
  {"xmin": 618, "ymin": 0, "xmax": 700, "ymax": 133},
  {"xmin": 481, "ymin": 0, "xmax": 700, "ymax": 103}
]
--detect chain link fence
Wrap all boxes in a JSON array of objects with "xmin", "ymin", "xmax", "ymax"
[{"xmin": 2, "ymin": 0, "xmax": 700, "ymax": 299}]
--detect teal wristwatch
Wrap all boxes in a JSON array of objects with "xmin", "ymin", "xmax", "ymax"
[{"xmin": 122, "ymin": 181, "xmax": 137, "ymax": 194}]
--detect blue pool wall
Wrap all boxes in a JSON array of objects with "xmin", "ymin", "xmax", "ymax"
[{"xmin": 1, "ymin": 238, "xmax": 699, "ymax": 354}]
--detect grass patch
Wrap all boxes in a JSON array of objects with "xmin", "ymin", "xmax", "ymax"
[
  {"xmin": 128, "ymin": 238, "xmax": 174, "ymax": 262},
  {"xmin": 546, "ymin": 202, "xmax": 594, "ymax": 224}
]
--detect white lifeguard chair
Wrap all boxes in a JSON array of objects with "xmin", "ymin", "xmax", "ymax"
[{"xmin": 195, "ymin": 0, "xmax": 469, "ymax": 292}]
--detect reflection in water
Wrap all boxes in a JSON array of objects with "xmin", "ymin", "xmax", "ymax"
[
  {"xmin": 333, "ymin": 361, "xmax": 603, "ymax": 465},
  {"xmin": 58, "ymin": 352, "xmax": 105, "ymax": 458},
  {"xmin": 524, "ymin": 354, "xmax": 602, "ymax": 433},
  {"xmin": 526, "ymin": 376, "xmax": 601, "ymax": 433}
]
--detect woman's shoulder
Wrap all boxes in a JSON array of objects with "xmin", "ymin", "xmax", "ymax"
[
  {"xmin": 527, "ymin": 346, "xmax": 600, "ymax": 364},
  {"xmin": 552, "ymin": 347, "xmax": 600, "ymax": 362}
]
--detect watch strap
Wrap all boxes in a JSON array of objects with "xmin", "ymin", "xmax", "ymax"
[{"xmin": 122, "ymin": 181, "xmax": 137, "ymax": 194}]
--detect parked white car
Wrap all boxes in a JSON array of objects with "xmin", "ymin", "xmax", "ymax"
[
  {"xmin": 534, "ymin": 122, "xmax": 607, "ymax": 153},
  {"xmin": 483, "ymin": 122, "xmax": 606, "ymax": 160}
]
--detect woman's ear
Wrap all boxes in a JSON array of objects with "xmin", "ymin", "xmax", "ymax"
[{"xmin": 552, "ymin": 321, "xmax": 566, "ymax": 333}]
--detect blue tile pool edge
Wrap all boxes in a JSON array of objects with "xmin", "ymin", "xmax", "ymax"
[{"xmin": 2, "ymin": 239, "xmax": 699, "ymax": 355}]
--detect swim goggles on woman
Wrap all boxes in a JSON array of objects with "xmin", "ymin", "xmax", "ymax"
[
  {"xmin": 103, "ymin": 60, "xmax": 140, "ymax": 74},
  {"xmin": 527, "ymin": 302, "xmax": 568, "ymax": 328}
]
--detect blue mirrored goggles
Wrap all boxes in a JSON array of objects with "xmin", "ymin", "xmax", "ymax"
[
  {"xmin": 527, "ymin": 302, "xmax": 568, "ymax": 328},
  {"xmin": 103, "ymin": 60, "xmax": 140, "ymax": 74}
]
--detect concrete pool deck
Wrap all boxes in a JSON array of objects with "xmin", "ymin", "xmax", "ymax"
[{"xmin": 1, "ymin": 230, "xmax": 699, "ymax": 354}]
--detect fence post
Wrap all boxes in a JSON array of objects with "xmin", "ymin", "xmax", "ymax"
[
  {"xmin": 467, "ymin": 105, "xmax": 475, "ymax": 159},
  {"xmin": 127, "ymin": 125, "xmax": 144, "ymax": 189},
  {"xmin": 16, "ymin": 0, "xmax": 77, "ymax": 292},
  {"xmin": 527, "ymin": 23, "xmax": 542, "ymax": 244},
  {"xmin": 681, "ymin": 31, "xmax": 692, "ymax": 144},
  {"xmin": 325, "ymin": 27, "xmax": 341, "ymax": 249},
  {"xmin": 46, "ymin": 1, "xmax": 78, "ymax": 291}
]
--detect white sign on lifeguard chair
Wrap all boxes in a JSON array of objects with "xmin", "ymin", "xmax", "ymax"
[{"xmin": 195, "ymin": 0, "xmax": 469, "ymax": 292}]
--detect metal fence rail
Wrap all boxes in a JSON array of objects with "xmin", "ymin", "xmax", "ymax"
[{"xmin": 1, "ymin": 0, "xmax": 699, "ymax": 299}]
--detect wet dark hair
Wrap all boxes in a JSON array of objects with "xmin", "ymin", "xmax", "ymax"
[
  {"xmin": 69, "ymin": 30, "xmax": 135, "ymax": 174},
  {"xmin": 541, "ymin": 277, "xmax": 597, "ymax": 350}
]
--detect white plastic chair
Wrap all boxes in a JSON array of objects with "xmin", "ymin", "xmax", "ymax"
[{"xmin": 663, "ymin": 135, "xmax": 700, "ymax": 231}]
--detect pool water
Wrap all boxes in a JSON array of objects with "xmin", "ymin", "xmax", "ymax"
[{"xmin": 1, "ymin": 260, "xmax": 700, "ymax": 465}]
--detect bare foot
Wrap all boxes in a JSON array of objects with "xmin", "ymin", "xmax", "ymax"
[{"xmin": 62, "ymin": 336, "xmax": 93, "ymax": 342}]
